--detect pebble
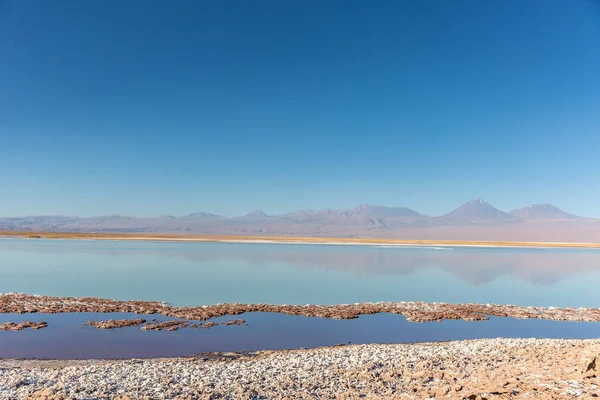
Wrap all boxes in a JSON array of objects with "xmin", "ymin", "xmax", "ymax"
[{"xmin": 2, "ymin": 338, "xmax": 600, "ymax": 399}]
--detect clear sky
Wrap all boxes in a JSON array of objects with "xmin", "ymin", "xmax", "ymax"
[{"xmin": 1, "ymin": 0, "xmax": 599, "ymax": 217}]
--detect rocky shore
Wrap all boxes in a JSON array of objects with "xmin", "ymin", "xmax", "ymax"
[
  {"xmin": 3, "ymin": 293, "xmax": 600, "ymax": 323},
  {"xmin": 86, "ymin": 319, "xmax": 147, "ymax": 330},
  {"xmin": 83, "ymin": 318, "xmax": 249, "ymax": 331},
  {"xmin": 0, "ymin": 321, "xmax": 47, "ymax": 331},
  {"xmin": 2, "ymin": 339, "xmax": 600, "ymax": 399}
]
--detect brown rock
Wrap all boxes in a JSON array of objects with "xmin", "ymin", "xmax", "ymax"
[
  {"xmin": 463, "ymin": 395, "xmax": 488, "ymax": 400},
  {"xmin": 0, "ymin": 321, "xmax": 47, "ymax": 331},
  {"xmin": 435, "ymin": 385, "xmax": 450, "ymax": 396},
  {"xmin": 433, "ymin": 371, "xmax": 445, "ymax": 380},
  {"xmin": 224, "ymin": 319, "xmax": 246, "ymax": 326},
  {"xmin": 25, "ymin": 388, "xmax": 65, "ymax": 400},
  {"xmin": 581, "ymin": 356, "xmax": 599, "ymax": 378},
  {"xmin": 87, "ymin": 318, "xmax": 146, "ymax": 329},
  {"xmin": 410, "ymin": 370, "xmax": 426, "ymax": 379},
  {"xmin": 142, "ymin": 320, "xmax": 189, "ymax": 331}
]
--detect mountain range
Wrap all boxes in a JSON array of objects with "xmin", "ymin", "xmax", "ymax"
[{"xmin": 1, "ymin": 198, "xmax": 599, "ymax": 242}]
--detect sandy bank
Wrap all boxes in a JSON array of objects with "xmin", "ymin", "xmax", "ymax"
[
  {"xmin": 2, "ymin": 339, "xmax": 600, "ymax": 399},
  {"xmin": 2, "ymin": 230, "xmax": 600, "ymax": 249}
]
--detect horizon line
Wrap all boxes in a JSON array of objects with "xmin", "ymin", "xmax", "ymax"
[{"xmin": 0, "ymin": 199, "xmax": 587, "ymax": 219}]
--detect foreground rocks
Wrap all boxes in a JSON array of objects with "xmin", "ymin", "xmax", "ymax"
[
  {"xmin": 1, "ymin": 339, "xmax": 600, "ymax": 399},
  {"xmin": 141, "ymin": 320, "xmax": 190, "ymax": 332},
  {"xmin": 83, "ymin": 318, "xmax": 249, "ymax": 331},
  {"xmin": 3, "ymin": 293, "xmax": 600, "ymax": 323},
  {"xmin": 86, "ymin": 319, "xmax": 147, "ymax": 329},
  {"xmin": 0, "ymin": 321, "xmax": 47, "ymax": 331}
]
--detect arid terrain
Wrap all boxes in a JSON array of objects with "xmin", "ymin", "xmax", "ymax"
[{"xmin": 2, "ymin": 339, "xmax": 600, "ymax": 399}]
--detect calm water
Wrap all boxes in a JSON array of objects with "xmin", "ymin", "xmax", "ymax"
[
  {"xmin": 3, "ymin": 312, "xmax": 600, "ymax": 359},
  {"xmin": 2, "ymin": 238, "xmax": 600, "ymax": 307}
]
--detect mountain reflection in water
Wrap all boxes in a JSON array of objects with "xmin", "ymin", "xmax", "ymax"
[{"xmin": 1, "ymin": 239, "xmax": 600, "ymax": 307}]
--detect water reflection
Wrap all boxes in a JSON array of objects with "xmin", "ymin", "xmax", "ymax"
[
  {"xmin": 1, "ymin": 239, "xmax": 600, "ymax": 307},
  {"xmin": 3, "ymin": 311, "xmax": 600, "ymax": 359},
  {"xmin": 4, "ymin": 239, "xmax": 600, "ymax": 285}
]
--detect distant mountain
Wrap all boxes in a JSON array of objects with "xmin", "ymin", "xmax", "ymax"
[
  {"xmin": 245, "ymin": 210, "xmax": 270, "ymax": 218},
  {"xmin": 435, "ymin": 198, "xmax": 519, "ymax": 224},
  {"xmin": 186, "ymin": 212, "xmax": 226, "ymax": 221},
  {"xmin": 509, "ymin": 204, "xmax": 582, "ymax": 221},
  {"xmin": 280, "ymin": 208, "xmax": 383, "ymax": 227},
  {"xmin": 0, "ymin": 215, "xmax": 78, "ymax": 231},
  {"xmin": 232, "ymin": 210, "xmax": 271, "ymax": 223},
  {"xmin": 1, "ymin": 199, "xmax": 598, "ymax": 241},
  {"xmin": 280, "ymin": 204, "xmax": 424, "ymax": 228},
  {"xmin": 350, "ymin": 204, "xmax": 423, "ymax": 218}
]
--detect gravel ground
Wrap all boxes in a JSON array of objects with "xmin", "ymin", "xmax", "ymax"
[{"xmin": 2, "ymin": 338, "xmax": 600, "ymax": 399}]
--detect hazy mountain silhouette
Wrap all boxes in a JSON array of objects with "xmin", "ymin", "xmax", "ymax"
[
  {"xmin": 509, "ymin": 204, "xmax": 582, "ymax": 221},
  {"xmin": 186, "ymin": 212, "xmax": 226, "ymax": 221},
  {"xmin": 234, "ymin": 210, "xmax": 271, "ymax": 222},
  {"xmin": 1, "ymin": 199, "xmax": 599, "ymax": 242},
  {"xmin": 351, "ymin": 204, "xmax": 423, "ymax": 218},
  {"xmin": 279, "ymin": 204, "xmax": 424, "ymax": 228},
  {"xmin": 435, "ymin": 198, "xmax": 519, "ymax": 224}
]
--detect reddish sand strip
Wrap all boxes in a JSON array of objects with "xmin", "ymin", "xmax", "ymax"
[{"xmin": 2, "ymin": 230, "xmax": 600, "ymax": 249}]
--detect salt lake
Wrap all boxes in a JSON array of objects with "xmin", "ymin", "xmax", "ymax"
[
  {"xmin": 3, "ymin": 238, "xmax": 600, "ymax": 358},
  {"xmin": 2, "ymin": 238, "xmax": 600, "ymax": 307}
]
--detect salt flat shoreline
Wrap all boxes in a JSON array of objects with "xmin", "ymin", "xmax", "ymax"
[
  {"xmin": 2, "ymin": 338, "xmax": 600, "ymax": 399},
  {"xmin": 3, "ymin": 293, "xmax": 600, "ymax": 323},
  {"xmin": 4, "ymin": 296, "xmax": 600, "ymax": 398},
  {"xmin": 1, "ymin": 230, "xmax": 600, "ymax": 249}
]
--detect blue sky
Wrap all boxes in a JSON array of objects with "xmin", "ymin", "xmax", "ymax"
[{"xmin": 1, "ymin": 0, "xmax": 599, "ymax": 217}]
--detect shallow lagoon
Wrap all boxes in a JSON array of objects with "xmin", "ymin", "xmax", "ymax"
[
  {"xmin": 2, "ymin": 312, "xmax": 600, "ymax": 359},
  {"xmin": 2, "ymin": 238, "xmax": 600, "ymax": 307}
]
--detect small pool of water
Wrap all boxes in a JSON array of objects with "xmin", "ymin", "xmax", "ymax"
[{"xmin": 2, "ymin": 312, "xmax": 600, "ymax": 359}]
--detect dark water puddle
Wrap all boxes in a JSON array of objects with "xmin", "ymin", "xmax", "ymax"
[{"xmin": 1, "ymin": 312, "xmax": 600, "ymax": 359}]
